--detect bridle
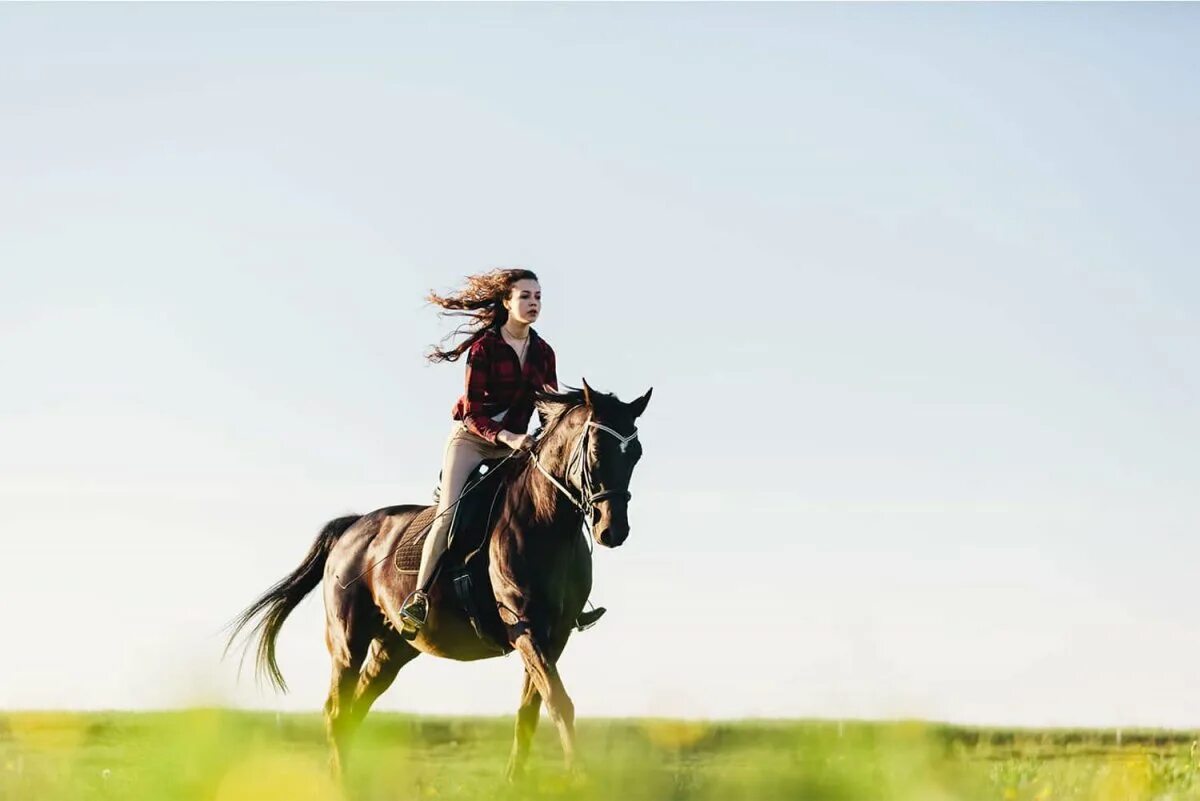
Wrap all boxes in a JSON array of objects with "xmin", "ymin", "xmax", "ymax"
[{"xmin": 530, "ymin": 411, "xmax": 638, "ymax": 529}]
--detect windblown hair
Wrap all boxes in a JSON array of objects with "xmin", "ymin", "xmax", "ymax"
[{"xmin": 426, "ymin": 268, "xmax": 539, "ymax": 363}]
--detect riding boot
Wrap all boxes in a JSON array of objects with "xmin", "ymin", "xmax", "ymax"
[{"xmin": 575, "ymin": 605, "xmax": 607, "ymax": 631}]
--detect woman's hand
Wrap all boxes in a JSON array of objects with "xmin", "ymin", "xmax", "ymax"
[{"xmin": 499, "ymin": 431, "xmax": 535, "ymax": 452}]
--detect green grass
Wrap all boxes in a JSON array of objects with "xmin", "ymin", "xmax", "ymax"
[{"xmin": 3, "ymin": 710, "xmax": 1199, "ymax": 800}]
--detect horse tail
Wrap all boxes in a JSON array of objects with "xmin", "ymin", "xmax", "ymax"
[{"xmin": 222, "ymin": 514, "xmax": 362, "ymax": 692}]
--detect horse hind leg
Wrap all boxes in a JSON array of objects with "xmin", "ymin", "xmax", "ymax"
[
  {"xmin": 350, "ymin": 633, "xmax": 419, "ymax": 728},
  {"xmin": 323, "ymin": 603, "xmax": 377, "ymax": 785},
  {"xmin": 505, "ymin": 669, "xmax": 543, "ymax": 782}
]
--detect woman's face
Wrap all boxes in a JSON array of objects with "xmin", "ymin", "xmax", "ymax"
[{"xmin": 504, "ymin": 278, "xmax": 542, "ymax": 325}]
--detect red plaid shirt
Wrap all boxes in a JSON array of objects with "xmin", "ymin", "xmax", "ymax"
[{"xmin": 451, "ymin": 325, "xmax": 558, "ymax": 444}]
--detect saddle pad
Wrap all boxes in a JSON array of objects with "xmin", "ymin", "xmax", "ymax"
[
  {"xmin": 393, "ymin": 460, "xmax": 511, "ymax": 575},
  {"xmin": 393, "ymin": 506, "xmax": 437, "ymax": 574}
]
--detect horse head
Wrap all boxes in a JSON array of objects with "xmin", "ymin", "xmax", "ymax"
[{"xmin": 533, "ymin": 379, "xmax": 652, "ymax": 548}]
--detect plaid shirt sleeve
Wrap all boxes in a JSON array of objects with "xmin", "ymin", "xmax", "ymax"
[{"xmin": 462, "ymin": 339, "xmax": 505, "ymax": 444}]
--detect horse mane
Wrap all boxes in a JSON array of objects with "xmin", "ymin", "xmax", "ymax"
[
  {"xmin": 522, "ymin": 385, "xmax": 613, "ymax": 523},
  {"xmin": 533, "ymin": 385, "xmax": 585, "ymax": 428},
  {"xmin": 533, "ymin": 384, "xmax": 617, "ymax": 430}
]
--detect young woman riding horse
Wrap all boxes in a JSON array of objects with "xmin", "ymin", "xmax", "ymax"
[
  {"xmin": 401, "ymin": 268, "xmax": 605, "ymax": 633},
  {"xmin": 224, "ymin": 267, "xmax": 651, "ymax": 782}
]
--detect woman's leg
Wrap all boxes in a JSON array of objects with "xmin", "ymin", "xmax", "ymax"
[{"xmin": 415, "ymin": 426, "xmax": 498, "ymax": 592}]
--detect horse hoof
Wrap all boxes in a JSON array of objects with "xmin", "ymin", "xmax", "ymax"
[{"xmin": 566, "ymin": 766, "xmax": 589, "ymax": 790}]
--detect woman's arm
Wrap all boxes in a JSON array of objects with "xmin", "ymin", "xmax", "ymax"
[{"xmin": 462, "ymin": 340, "xmax": 506, "ymax": 444}]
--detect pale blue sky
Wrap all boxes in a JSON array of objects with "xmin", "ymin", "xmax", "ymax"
[{"xmin": 2, "ymin": 3, "xmax": 1198, "ymax": 728}]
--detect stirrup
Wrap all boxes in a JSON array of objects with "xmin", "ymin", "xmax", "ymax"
[
  {"xmin": 399, "ymin": 590, "xmax": 429, "ymax": 637},
  {"xmin": 575, "ymin": 606, "xmax": 606, "ymax": 631}
]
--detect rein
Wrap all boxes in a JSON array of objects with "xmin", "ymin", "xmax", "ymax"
[{"xmin": 336, "ymin": 409, "xmax": 636, "ymax": 590}]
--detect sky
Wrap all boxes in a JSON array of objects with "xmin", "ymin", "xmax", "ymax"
[{"xmin": 1, "ymin": 3, "xmax": 1198, "ymax": 730}]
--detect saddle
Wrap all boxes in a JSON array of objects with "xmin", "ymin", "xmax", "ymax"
[{"xmin": 392, "ymin": 457, "xmax": 515, "ymax": 652}]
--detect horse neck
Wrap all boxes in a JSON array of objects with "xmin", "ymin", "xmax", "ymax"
[{"xmin": 514, "ymin": 409, "xmax": 588, "ymax": 532}]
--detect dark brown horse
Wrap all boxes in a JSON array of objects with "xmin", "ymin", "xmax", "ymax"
[{"xmin": 225, "ymin": 381, "xmax": 651, "ymax": 782}]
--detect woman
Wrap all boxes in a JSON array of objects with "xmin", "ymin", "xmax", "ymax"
[{"xmin": 400, "ymin": 268, "xmax": 605, "ymax": 634}]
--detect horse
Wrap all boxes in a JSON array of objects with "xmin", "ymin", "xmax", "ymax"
[{"xmin": 224, "ymin": 380, "xmax": 651, "ymax": 783}]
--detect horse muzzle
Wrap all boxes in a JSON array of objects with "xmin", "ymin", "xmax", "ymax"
[{"xmin": 592, "ymin": 499, "xmax": 630, "ymax": 548}]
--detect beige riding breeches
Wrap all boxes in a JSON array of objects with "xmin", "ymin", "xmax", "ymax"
[{"xmin": 415, "ymin": 422, "xmax": 512, "ymax": 590}]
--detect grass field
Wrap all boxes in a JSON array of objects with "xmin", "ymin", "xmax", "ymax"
[{"xmin": 3, "ymin": 710, "xmax": 1199, "ymax": 801}]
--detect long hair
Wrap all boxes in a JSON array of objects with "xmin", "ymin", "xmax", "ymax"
[{"xmin": 426, "ymin": 268, "xmax": 539, "ymax": 363}]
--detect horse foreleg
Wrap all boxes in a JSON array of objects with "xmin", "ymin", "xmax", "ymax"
[
  {"xmin": 512, "ymin": 634, "xmax": 577, "ymax": 773},
  {"xmin": 505, "ymin": 669, "xmax": 543, "ymax": 782}
]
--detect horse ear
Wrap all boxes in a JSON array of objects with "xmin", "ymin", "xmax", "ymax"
[
  {"xmin": 581, "ymin": 377, "xmax": 594, "ymax": 407},
  {"xmin": 628, "ymin": 386, "xmax": 653, "ymax": 419}
]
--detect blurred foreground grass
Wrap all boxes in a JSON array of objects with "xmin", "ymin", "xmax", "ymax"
[{"xmin": 3, "ymin": 710, "xmax": 1199, "ymax": 800}]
